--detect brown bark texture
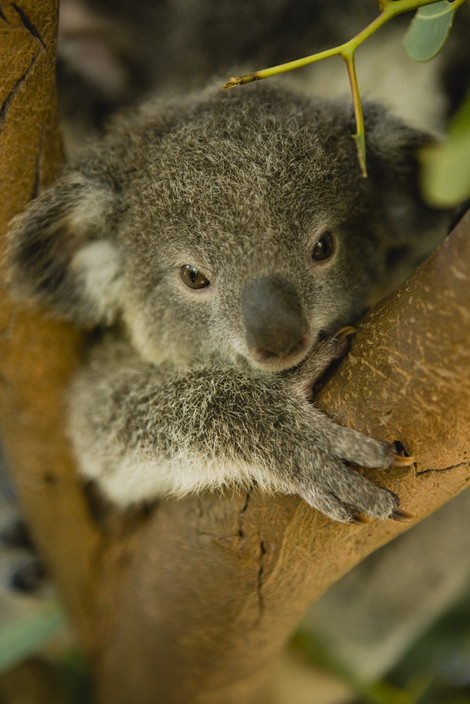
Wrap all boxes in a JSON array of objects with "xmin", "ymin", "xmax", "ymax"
[
  {"xmin": 0, "ymin": 3, "xmax": 469, "ymax": 704},
  {"xmin": 0, "ymin": 0, "xmax": 100, "ymax": 645}
]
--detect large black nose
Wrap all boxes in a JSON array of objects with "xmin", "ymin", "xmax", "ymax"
[{"xmin": 242, "ymin": 275, "xmax": 310, "ymax": 363}]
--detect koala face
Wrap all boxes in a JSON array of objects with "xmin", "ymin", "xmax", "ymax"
[
  {"xmin": 7, "ymin": 82, "xmax": 447, "ymax": 372},
  {"xmin": 109, "ymin": 93, "xmax": 381, "ymax": 370},
  {"xmin": 118, "ymin": 161, "xmax": 376, "ymax": 370}
]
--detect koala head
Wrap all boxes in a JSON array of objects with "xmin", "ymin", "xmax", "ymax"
[{"xmin": 7, "ymin": 82, "xmax": 448, "ymax": 372}]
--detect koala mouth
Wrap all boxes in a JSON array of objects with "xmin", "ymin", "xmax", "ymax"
[{"xmin": 249, "ymin": 334, "xmax": 311, "ymax": 372}]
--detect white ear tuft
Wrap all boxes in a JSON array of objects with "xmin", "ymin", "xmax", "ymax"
[
  {"xmin": 70, "ymin": 240, "xmax": 123, "ymax": 325},
  {"xmin": 7, "ymin": 170, "xmax": 122, "ymax": 326}
]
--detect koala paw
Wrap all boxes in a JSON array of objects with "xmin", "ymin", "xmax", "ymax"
[
  {"xmin": 294, "ymin": 411, "xmax": 415, "ymax": 524},
  {"xmin": 299, "ymin": 460, "xmax": 412, "ymax": 524}
]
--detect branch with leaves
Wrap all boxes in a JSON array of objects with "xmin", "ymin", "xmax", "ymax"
[{"xmin": 224, "ymin": 0, "xmax": 468, "ymax": 178}]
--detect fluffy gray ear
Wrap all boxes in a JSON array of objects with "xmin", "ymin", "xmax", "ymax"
[
  {"xmin": 6, "ymin": 172, "xmax": 123, "ymax": 326},
  {"xmin": 365, "ymin": 105, "xmax": 451, "ymax": 244},
  {"xmin": 363, "ymin": 103, "xmax": 452, "ymax": 285}
]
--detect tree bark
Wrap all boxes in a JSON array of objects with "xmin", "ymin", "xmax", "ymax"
[
  {"xmin": 0, "ymin": 4, "xmax": 469, "ymax": 704},
  {"xmin": 0, "ymin": 0, "xmax": 100, "ymax": 648}
]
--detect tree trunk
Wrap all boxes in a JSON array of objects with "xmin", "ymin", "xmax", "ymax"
[
  {"xmin": 0, "ymin": 0, "xmax": 100, "ymax": 647},
  {"xmin": 0, "ymin": 4, "xmax": 469, "ymax": 703}
]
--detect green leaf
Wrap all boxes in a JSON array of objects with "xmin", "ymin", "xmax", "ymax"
[
  {"xmin": 421, "ymin": 88, "xmax": 470, "ymax": 207},
  {"xmin": 421, "ymin": 133, "xmax": 470, "ymax": 206},
  {"xmin": 0, "ymin": 603, "xmax": 67, "ymax": 673},
  {"xmin": 403, "ymin": 1, "xmax": 458, "ymax": 62}
]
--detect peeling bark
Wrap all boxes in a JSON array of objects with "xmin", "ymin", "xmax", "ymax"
[{"xmin": 0, "ymin": 4, "xmax": 469, "ymax": 704}]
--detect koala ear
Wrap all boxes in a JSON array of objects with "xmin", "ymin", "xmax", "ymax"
[
  {"xmin": 364, "ymin": 104, "xmax": 451, "ymax": 278},
  {"xmin": 6, "ymin": 172, "xmax": 123, "ymax": 326},
  {"xmin": 365, "ymin": 105, "xmax": 450, "ymax": 233}
]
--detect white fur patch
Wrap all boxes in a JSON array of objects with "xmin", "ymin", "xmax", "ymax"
[
  {"xmin": 70, "ymin": 240, "xmax": 122, "ymax": 322},
  {"xmin": 78, "ymin": 447, "xmax": 278, "ymax": 507}
]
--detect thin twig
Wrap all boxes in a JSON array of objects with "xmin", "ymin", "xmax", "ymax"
[{"xmin": 223, "ymin": 0, "xmax": 468, "ymax": 175}]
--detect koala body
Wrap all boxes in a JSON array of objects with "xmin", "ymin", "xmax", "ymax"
[{"xmin": 8, "ymin": 82, "xmax": 449, "ymax": 522}]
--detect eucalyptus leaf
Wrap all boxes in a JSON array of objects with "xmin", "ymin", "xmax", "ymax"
[
  {"xmin": 403, "ymin": 1, "xmax": 457, "ymax": 62},
  {"xmin": 421, "ymin": 88, "xmax": 470, "ymax": 206},
  {"xmin": 0, "ymin": 603, "xmax": 67, "ymax": 673},
  {"xmin": 421, "ymin": 133, "xmax": 470, "ymax": 206}
]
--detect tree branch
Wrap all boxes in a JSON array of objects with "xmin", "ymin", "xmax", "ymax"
[{"xmin": 0, "ymin": 4, "xmax": 469, "ymax": 703}]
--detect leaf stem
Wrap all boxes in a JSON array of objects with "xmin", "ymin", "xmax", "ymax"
[
  {"xmin": 223, "ymin": 0, "xmax": 452, "ymax": 89},
  {"xmin": 342, "ymin": 50, "xmax": 367, "ymax": 177},
  {"xmin": 222, "ymin": 0, "xmax": 468, "ymax": 175}
]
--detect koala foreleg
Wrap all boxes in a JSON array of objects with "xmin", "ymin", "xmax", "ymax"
[{"xmin": 69, "ymin": 337, "xmax": 411, "ymax": 523}]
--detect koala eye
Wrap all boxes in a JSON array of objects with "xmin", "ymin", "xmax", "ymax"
[
  {"xmin": 311, "ymin": 232, "xmax": 335, "ymax": 262},
  {"xmin": 180, "ymin": 265, "xmax": 210, "ymax": 289}
]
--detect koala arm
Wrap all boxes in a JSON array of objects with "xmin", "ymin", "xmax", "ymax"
[{"xmin": 69, "ymin": 337, "xmax": 407, "ymax": 523}]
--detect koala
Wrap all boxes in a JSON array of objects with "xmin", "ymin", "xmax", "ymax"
[{"xmin": 6, "ymin": 81, "xmax": 450, "ymax": 523}]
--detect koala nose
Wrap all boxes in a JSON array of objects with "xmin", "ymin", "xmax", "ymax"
[{"xmin": 242, "ymin": 275, "xmax": 310, "ymax": 363}]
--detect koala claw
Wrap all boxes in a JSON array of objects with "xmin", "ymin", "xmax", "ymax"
[
  {"xmin": 350, "ymin": 513, "xmax": 374, "ymax": 525},
  {"xmin": 352, "ymin": 507, "xmax": 414, "ymax": 525},
  {"xmin": 333, "ymin": 325, "xmax": 357, "ymax": 343},
  {"xmin": 390, "ymin": 508, "xmax": 414, "ymax": 522},
  {"xmin": 391, "ymin": 453, "xmax": 415, "ymax": 467}
]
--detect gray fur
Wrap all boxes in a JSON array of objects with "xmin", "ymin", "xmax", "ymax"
[{"xmin": 6, "ymin": 82, "xmax": 450, "ymax": 522}]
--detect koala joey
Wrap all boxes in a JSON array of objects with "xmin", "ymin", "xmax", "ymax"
[{"xmin": 7, "ymin": 82, "xmax": 450, "ymax": 523}]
